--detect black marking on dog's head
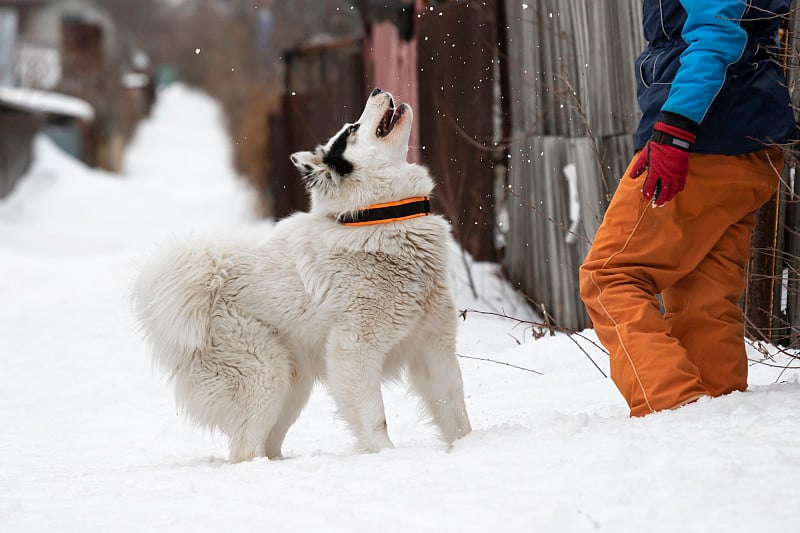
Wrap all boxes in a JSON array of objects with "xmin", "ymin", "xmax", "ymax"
[{"xmin": 322, "ymin": 129, "xmax": 354, "ymax": 176}]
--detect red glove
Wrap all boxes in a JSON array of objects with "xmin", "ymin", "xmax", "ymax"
[{"xmin": 630, "ymin": 120, "xmax": 696, "ymax": 207}]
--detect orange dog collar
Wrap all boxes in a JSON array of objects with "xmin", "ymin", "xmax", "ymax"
[{"xmin": 338, "ymin": 196, "xmax": 431, "ymax": 227}]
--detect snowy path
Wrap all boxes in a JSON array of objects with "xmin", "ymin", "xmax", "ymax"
[{"xmin": 1, "ymin": 86, "xmax": 798, "ymax": 533}]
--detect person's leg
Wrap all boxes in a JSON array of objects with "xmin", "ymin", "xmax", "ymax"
[
  {"xmin": 661, "ymin": 214, "xmax": 753, "ymax": 396},
  {"xmin": 663, "ymin": 151, "xmax": 782, "ymax": 397},
  {"xmin": 579, "ymin": 160, "xmax": 707, "ymax": 416},
  {"xmin": 579, "ymin": 149, "xmax": 780, "ymax": 416}
]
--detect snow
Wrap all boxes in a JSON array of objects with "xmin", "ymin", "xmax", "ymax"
[
  {"xmin": 563, "ymin": 162, "xmax": 580, "ymax": 244},
  {"xmin": 122, "ymin": 72, "xmax": 150, "ymax": 89},
  {"xmin": 14, "ymin": 42, "xmax": 61, "ymax": 91},
  {"xmin": 1, "ymin": 84, "xmax": 799, "ymax": 533},
  {"xmin": 0, "ymin": 86, "xmax": 93, "ymax": 120}
]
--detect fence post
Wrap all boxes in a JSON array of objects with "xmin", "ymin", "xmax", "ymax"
[
  {"xmin": 745, "ymin": 191, "xmax": 781, "ymax": 342},
  {"xmin": 417, "ymin": 0, "xmax": 499, "ymax": 262}
]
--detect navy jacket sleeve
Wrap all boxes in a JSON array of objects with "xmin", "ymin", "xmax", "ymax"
[{"xmin": 662, "ymin": 0, "xmax": 749, "ymax": 124}]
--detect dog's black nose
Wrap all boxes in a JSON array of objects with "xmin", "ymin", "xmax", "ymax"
[{"xmin": 371, "ymin": 88, "xmax": 382, "ymax": 97}]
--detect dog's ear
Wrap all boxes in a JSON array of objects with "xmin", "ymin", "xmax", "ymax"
[{"xmin": 290, "ymin": 151, "xmax": 325, "ymax": 177}]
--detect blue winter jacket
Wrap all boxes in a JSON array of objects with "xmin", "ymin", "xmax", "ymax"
[{"xmin": 635, "ymin": 0, "xmax": 796, "ymax": 154}]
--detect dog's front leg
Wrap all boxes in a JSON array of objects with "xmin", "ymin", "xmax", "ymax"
[{"xmin": 326, "ymin": 331, "xmax": 394, "ymax": 453}]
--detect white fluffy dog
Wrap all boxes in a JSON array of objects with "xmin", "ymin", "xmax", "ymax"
[{"xmin": 132, "ymin": 89, "xmax": 472, "ymax": 462}]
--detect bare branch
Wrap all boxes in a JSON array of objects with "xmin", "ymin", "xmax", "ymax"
[{"xmin": 456, "ymin": 353, "xmax": 543, "ymax": 375}]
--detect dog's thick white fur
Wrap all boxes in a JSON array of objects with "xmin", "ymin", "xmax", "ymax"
[{"xmin": 132, "ymin": 90, "xmax": 471, "ymax": 462}]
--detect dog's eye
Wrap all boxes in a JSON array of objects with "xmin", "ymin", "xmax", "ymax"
[{"xmin": 348, "ymin": 124, "xmax": 360, "ymax": 135}]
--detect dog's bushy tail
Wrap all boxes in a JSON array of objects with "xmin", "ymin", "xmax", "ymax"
[{"xmin": 132, "ymin": 239, "xmax": 231, "ymax": 377}]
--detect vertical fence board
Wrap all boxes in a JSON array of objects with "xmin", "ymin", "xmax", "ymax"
[
  {"xmin": 0, "ymin": 8, "xmax": 16, "ymax": 87},
  {"xmin": 785, "ymin": 167, "xmax": 800, "ymax": 346},
  {"xmin": 417, "ymin": 1, "xmax": 498, "ymax": 261}
]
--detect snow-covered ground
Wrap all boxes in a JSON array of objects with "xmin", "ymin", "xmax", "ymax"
[{"xmin": 1, "ymin": 85, "xmax": 798, "ymax": 533}]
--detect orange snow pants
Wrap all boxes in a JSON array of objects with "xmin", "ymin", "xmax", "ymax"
[{"xmin": 579, "ymin": 148, "xmax": 782, "ymax": 417}]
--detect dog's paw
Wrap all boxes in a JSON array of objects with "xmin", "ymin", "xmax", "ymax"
[{"xmin": 359, "ymin": 429, "xmax": 395, "ymax": 454}]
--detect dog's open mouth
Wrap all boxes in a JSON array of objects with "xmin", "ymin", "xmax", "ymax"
[{"xmin": 376, "ymin": 104, "xmax": 403, "ymax": 138}]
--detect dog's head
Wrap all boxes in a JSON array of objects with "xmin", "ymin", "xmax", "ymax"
[{"xmin": 290, "ymin": 89, "xmax": 433, "ymax": 216}]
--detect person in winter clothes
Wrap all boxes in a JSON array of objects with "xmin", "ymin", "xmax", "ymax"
[{"xmin": 579, "ymin": 0, "xmax": 796, "ymax": 417}]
